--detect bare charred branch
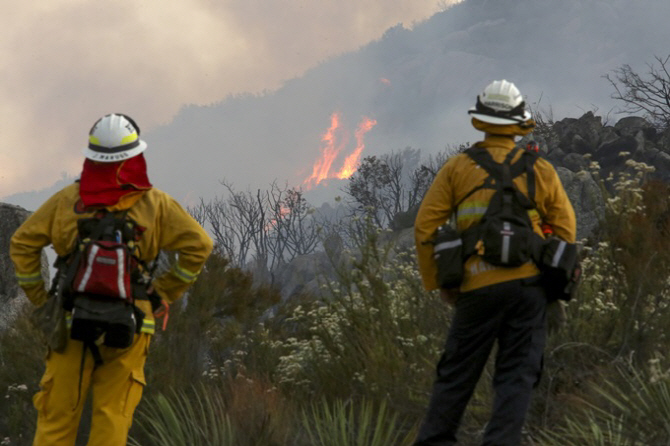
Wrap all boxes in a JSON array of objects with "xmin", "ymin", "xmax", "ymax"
[{"xmin": 606, "ymin": 55, "xmax": 670, "ymax": 129}]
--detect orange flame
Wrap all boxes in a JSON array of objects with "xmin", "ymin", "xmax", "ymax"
[
  {"xmin": 304, "ymin": 113, "xmax": 377, "ymax": 188},
  {"xmin": 303, "ymin": 113, "xmax": 347, "ymax": 188},
  {"xmin": 336, "ymin": 117, "xmax": 377, "ymax": 179}
]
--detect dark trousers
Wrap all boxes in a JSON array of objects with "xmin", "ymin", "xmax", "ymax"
[{"xmin": 414, "ymin": 279, "xmax": 547, "ymax": 446}]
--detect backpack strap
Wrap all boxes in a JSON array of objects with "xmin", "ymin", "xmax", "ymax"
[
  {"xmin": 459, "ymin": 146, "xmax": 540, "ymax": 260},
  {"xmin": 457, "ymin": 146, "xmax": 520, "ymax": 213},
  {"xmin": 508, "ymin": 149, "xmax": 539, "ymax": 207},
  {"xmin": 500, "ymin": 148, "xmax": 520, "ymax": 217},
  {"xmin": 457, "ymin": 146, "xmax": 526, "ymax": 202},
  {"xmin": 453, "ymin": 147, "xmax": 503, "ymax": 211},
  {"xmin": 75, "ymin": 340, "xmax": 103, "ymax": 409},
  {"xmin": 465, "ymin": 146, "xmax": 505, "ymax": 181}
]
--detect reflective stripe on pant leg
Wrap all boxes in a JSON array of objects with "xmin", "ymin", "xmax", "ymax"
[
  {"xmin": 33, "ymin": 340, "xmax": 93, "ymax": 446},
  {"xmin": 86, "ymin": 333, "xmax": 150, "ymax": 446}
]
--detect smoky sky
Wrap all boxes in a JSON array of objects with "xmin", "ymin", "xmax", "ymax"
[{"xmin": 0, "ymin": 0, "xmax": 454, "ymax": 199}]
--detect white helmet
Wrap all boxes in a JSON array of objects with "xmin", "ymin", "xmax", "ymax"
[
  {"xmin": 468, "ymin": 80, "xmax": 532, "ymax": 125},
  {"xmin": 83, "ymin": 113, "xmax": 147, "ymax": 162}
]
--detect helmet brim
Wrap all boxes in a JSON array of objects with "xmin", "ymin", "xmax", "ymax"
[
  {"xmin": 468, "ymin": 108, "xmax": 532, "ymax": 125},
  {"xmin": 82, "ymin": 139, "xmax": 147, "ymax": 163}
]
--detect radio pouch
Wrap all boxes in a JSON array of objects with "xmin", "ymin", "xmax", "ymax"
[{"xmin": 432, "ymin": 224, "xmax": 464, "ymax": 289}]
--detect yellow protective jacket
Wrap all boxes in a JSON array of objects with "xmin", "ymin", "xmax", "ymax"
[
  {"xmin": 10, "ymin": 183, "xmax": 214, "ymax": 334},
  {"xmin": 415, "ymin": 134, "xmax": 576, "ymax": 292}
]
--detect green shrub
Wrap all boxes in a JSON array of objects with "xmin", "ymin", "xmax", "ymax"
[
  {"xmin": 301, "ymin": 398, "xmax": 416, "ymax": 446},
  {"xmin": 529, "ymin": 160, "xmax": 670, "ymax": 439},
  {"xmin": 143, "ymin": 253, "xmax": 281, "ymax": 395},
  {"xmin": 129, "ymin": 387, "xmax": 237, "ymax": 446},
  {"xmin": 212, "ymin": 219, "xmax": 449, "ymax": 419},
  {"xmin": 131, "ymin": 378, "xmax": 294, "ymax": 446},
  {"xmin": 538, "ymin": 367, "xmax": 670, "ymax": 445}
]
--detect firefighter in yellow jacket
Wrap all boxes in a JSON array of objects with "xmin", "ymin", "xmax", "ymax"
[
  {"xmin": 413, "ymin": 81, "xmax": 576, "ymax": 446},
  {"xmin": 10, "ymin": 114, "xmax": 213, "ymax": 446}
]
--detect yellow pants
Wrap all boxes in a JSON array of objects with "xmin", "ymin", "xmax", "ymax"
[{"xmin": 32, "ymin": 333, "xmax": 150, "ymax": 446}]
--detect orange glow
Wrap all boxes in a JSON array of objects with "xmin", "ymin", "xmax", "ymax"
[
  {"xmin": 336, "ymin": 117, "xmax": 377, "ymax": 179},
  {"xmin": 380, "ymin": 77, "xmax": 391, "ymax": 86},
  {"xmin": 266, "ymin": 204, "xmax": 292, "ymax": 232},
  {"xmin": 303, "ymin": 113, "xmax": 347, "ymax": 188}
]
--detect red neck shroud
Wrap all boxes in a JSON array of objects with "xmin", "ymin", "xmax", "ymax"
[{"xmin": 79, "ymin": 154, "xmax": 152, "ymax": 207}]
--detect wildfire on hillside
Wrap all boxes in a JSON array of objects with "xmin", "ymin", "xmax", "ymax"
[{"xmin": 303, "ymin": 112, "xmax": 377, "ymax": 189}]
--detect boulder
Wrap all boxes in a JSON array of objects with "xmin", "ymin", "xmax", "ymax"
[
  {"xmin": 553, "ymin": 111, "xmax": 603, "ymax": 155},
  {"xmin": 556, "ymin": 168, "xmax": 605, "ymax": 240},
  {"xmin": 562, "ymin": 153, "xmax": 590, "ymax": 173},
  {"xmin": 594, "ymin": 135, "xmax": 639, "ymax": 170},
  {"xmin": 0, "ymin": 203, "xmax": 48, "ymax": 330},
  {"xmin": 0, "ymin": 203, "xmax": 32, "ymax": 304},
  {"xmin": 390, "ymin": 204, "xmax": 420, "ymax": 231},
  {"xmin": 614, "ymin": 116, "xmax": 657, "ymax": 140}
]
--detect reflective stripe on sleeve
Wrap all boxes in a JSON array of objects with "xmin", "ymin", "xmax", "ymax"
[
  {"xmin": 16, "ymin": 271, "xmax": 44, "ymax": 287},
  {"xmin": 140, "ymin": 318, "xmax": 155, "ymax": 334},
  {"xmin": 457, "ymin": 201, "xmax": 488, "ymax": 222},
  {"xmin": 172, "ymin": 264, "xmax": 200, "ymax": 283}
]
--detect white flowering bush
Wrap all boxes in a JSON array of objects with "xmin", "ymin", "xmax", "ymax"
[
  {"xmin": 206, "ymin": 219, "xmax": 448, "ymax": 418},
  {"xmin": 567, "ymin": 160, "xmax": 670, "ymax": 360},
  {"xmin": 126, "ymin": 217, "xmax": 452, "ymax": 444},
  {"xmin": 534, "ymin": 158, "xmax": 670, "ymax": 441}
]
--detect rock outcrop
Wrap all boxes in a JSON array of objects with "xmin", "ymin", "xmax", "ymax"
[
  {"xmin": 0, "ymin": 203, "xmax": 46, "ymax": 329},
  {"xmin": 542, "ymin": 112, "xmax": 670, "ymax": 181},
  {"xmin": 527, "ymin": 112, "xmax": 670, "ymax": 240},
  {"xmin": 0, "ymin": 204, "xmax": 31, "ymax": 302}
]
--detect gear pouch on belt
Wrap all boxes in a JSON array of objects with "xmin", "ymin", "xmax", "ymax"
[
  {"xmin": 540, "ymin": 237, "xmax": 581, "ymax": 301},
  {"xmin": 70, "ymin": 296, "xmax": 138, "ymax": 348},
  {"xmin": 72, "ymin": 240, "xmax": 133, "ymax": 300},
  {"xmin": 433, "ymin": 225, "xmax": 464, "ymax": 289}
]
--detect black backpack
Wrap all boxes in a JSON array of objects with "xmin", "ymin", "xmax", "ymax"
[{"xmin": 460, "ymin": 146, "xmax": 544, "ymax": 267}]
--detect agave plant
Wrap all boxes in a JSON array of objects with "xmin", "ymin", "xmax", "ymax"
[
  {"xmin": 538, "ymin": 367, "xmax": 670, "ymax": 446},
  {"xmin": 301, "ymin": 398, "xmax": 416, "ymax": 446},
  {"xmin": 128, "ymin": 386, "xmax": 236, "ymax": 446}
]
